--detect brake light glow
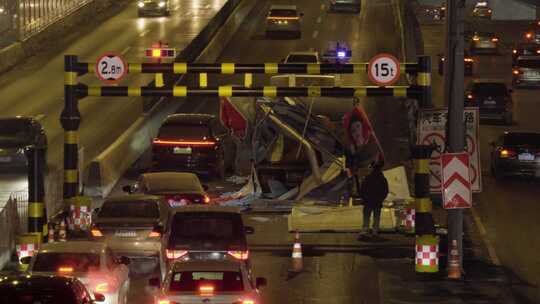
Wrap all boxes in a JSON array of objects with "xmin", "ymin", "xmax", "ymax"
[
  {"xmin": 199, "ymin": 285, "xmax": 214, "ymax": 296},
  {"xmin": 267, "ymin": 16, "xmax": 299, "ymax": 20},
  {"xmin": 95, "ymin": 282, "xmax": 109, "ymax": 293},
  {"xmin": 242, "ymin": 301, "xmax": 255, "ymax": 304},
  {"xmin": 157, "ymin": 300, "xmax": 171, "ymax": 304},
  {"xmin": 513, "ymin": 49, "xmax": 517, "ymax": 54},
  {"xmin": 491, "ymin": 37, "xmax": 499, "ymax": 42},
  {"xmin": 464, "ymin": 58, "xmax": 473, "ymax": 62},
  {"xmin": 204, "ymin": 195, "xmax": 211, "ymax": 204},
  {"xmin": 526, "ymin": 33, "xmax": 533, "ymax": 39},
  {"xmin": 91, "ymin": 228, "xmax": 103, "ymax": 237},
  {"xmin": 58, "ymin": 267, "xmax": 73, "ymax": 273},
  {"xmin": 500, "ymin": 149, "xmax": 515, "ymax": 158},
  {"xmin": 152, "ymin": 49, "xmax": 161, "ymax": 58},
  {"xmin": 473, "ymin": 36, "xmax": 480, "ymax": 41},
  {"xmin": 148, "ymin": 231, "xmax": 161, "ymax": 238},
  {"xmin": 466, "ymin": 94, "xmax": 473, "ymax": 99},
  {"xmin": 227, "ymin": 250, "xmax": 249, "ymax": 260},
  {"xmin": 513, "ymin": 69, "xmax": 520, "ymax": 75},
  {"xmin": 165, "ymin": 249, "xmax": 188, "ymax": 259},
  {"xmin": 153, "ymin": 139, "xmax": 216, "ymax": 146}
]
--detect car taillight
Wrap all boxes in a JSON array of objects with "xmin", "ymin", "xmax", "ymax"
[
  {"xmin": 95, "ymin": 282, "xmax": 109, "ymax": 293},
  {"xmin": 491, "ymin": 37, "xmax": 499, "ymax": 42},
  {"xmin": 466, "ymin": 94, "xmax": 474, "ymax": 100},
  {"xmin": 241, "ymin": 300, "xmax": 255, "ymax": 304},
  {"xmin": 204, "ymin": 195, "xmax": 210, "ymax": 204},
  {"xmin": 513, "ymin": 69, "xmax": 522, "ymax": 75},
  {"xmin": 499, "ymin": 149, "xmax": 516, "ymax": 158},
  {"xmin": 199, "ymin": 285, "xmax": 214, "ymax": 296},
  {"xmin": 91, "ymin": 228, "xmax": 103, "ymax": 237},
  {"xmin": 473, "ymin": 36, "xmax": 480, "ymax": 41},
  {"xmin": 513, "ymin": 49, "xmax": 517, "ymax": 54},
  {"xmin": 227, "ymin": 250, "xmax": 249, "ymax": 260},
  {"xmin": 526, "ymin": 32, "xmax": 533, "ymax": 39},
  {"xmin": 152, "ymin": 138, "xmax": 216, "ymax": 146},
  {"xmin": 58, "ymin": 266, "xmax": 73, "ymax": 273},
  {"xmin": 157, "ymin": 299, "xmax": 179, "ymax": 304},
  {"xmin": 464, "ymin": 58, "xmax": 473, "ymax": 62},
  {"xmin": 166, "ymin": 249, "xmax": 188, "ymax": 259},
  {"xmin": 148, "ymin": 230, "xmax": 161, "ymax": 238}
]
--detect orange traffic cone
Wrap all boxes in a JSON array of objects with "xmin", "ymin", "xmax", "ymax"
[
  {"xmin": 447, "ymin": 239, "xmax": 461, "ymax": 279},
  {"xmin": 290, "ymin": 230, "xmax": 303, "ymax": 272},
  {"xmin": 48, "ymin": 223, "xmax": 55, "ymax": 243},
  {"xmin": 58, "ymin": 220, "xmax": 67, "ymax": 242}
]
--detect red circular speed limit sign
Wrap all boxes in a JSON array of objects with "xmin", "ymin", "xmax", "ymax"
[
  {"xmin": 95, "ymin": 52, "xmax": 127, "ymax": 84},
  {"xmin": 368, "ymin": 53, "xmax": 401, "ymax": 86}
]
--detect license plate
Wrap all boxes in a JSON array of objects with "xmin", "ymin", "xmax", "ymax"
[
  {"xmin": 0, "ymin": 156, "xmax": 11, "ymax": 162},
  {"xmin": 168, "ymin": 199, "xmax": 188, "ymax": 207},
  {"xmin": 518, "ymin": 153, "xmax": 535, "ymax": 161},
  {"xmin": 483, "ymin": 99, "xmax": 496, "ymax": 105},
  {"xmin": 173, "ymin": 147, "xmax": 192, "ymax": 154},
  {"xmin": 115, "ymin": 230, "xmax": 137, "ymax": 237}
]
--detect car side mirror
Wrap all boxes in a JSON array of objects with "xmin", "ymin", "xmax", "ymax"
[
  {"xmin": 20, "ymin": 256, "xmax": 31, "ymax": 265},
  {"xmin": 93, "ymin": 293, "xmax": 105, "ymax": 302},
  {"xmin": 118, "ymin": 256, "xmax": 131, "ymax": 265},
  {"xmin": 148, "ymin": 277, "xmax": 160, "ymax": 287},
  {"xmin": 244, "ymin": 226, "xmax": 255, "ymax": 234},
  {"xmin": 256, "ymin": 277, "xmax": 267, "ymax": 288},
  {"xmin": 122, "ymin": 185, "xmax": 132, "ymax": 194},
  {"xmin": 202, "ymin": 184, "xmax": 209, "ymax": 191}
]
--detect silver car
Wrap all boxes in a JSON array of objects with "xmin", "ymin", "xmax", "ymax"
[
  {"xmin": 91, "ymin": 195, "xmax": 170, "ymax": 272},
  {"xmin": 470, "ymin": 31, "xmax": 499, "ymax": 55},
  {"xmin": 513, "ymin": 56, "xmax": 540, "ymax": 87},
  {"xmin": 265, "ymin": 5, "xmax": 302, "ymax": 38},
  {"xmin": 150, "ymin": 259, "xmax": 266, "ymax": 304},
  {"xmin": 22, "ymin": 241, "xmax": 131, "ymax": 304}
]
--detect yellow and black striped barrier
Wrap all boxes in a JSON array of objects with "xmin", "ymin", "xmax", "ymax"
[
  {"xmin": 76, "ymin": 85, "xmax": 424, "ymax": 98},
  {"xmin": 26, "ymin": 147, "xmax": 47, "ymax": 241},
  {"xmin": 71, "ymin": 61, "xmax": 422, "ymax": 75}
]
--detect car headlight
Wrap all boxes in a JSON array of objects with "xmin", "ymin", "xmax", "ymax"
[
  {"xmin": 158, "ymin": 1, "xmax": 165, "ymax": 7},
  {"xmin": 138, "ymin": 1, "xmax": 144, "ymax": 7}
]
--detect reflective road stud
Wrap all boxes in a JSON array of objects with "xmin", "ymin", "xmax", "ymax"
[{"xmin": 415, "ymin": 234, "xmax": 439, "ymax": 273}]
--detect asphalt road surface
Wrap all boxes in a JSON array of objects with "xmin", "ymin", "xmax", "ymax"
[
  {"xmin": 420, "ymin": 9, "xmax": 540, "ymax": 299},
  {"xmin": 117, "ymin": 0, "xmax": 411, "ymax": 303},
  {"xmin": 0, "ymin": 0, "xmax": 226, "ymax": 199}
]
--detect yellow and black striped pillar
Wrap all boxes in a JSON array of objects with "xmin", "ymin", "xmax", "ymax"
[
  {"xmin": 62, "ymin": 55, "xmax": 82, "ymax": 200},
  {"xmin": 412, "ymin": 144, "xmax": 435, "ymax": 236},
  {"xmin": 417, "ymin": 56, "xmax": 432, "ymax": 108},
  {"xmin": 25, "ymin": 146, "xmax": 47, "ymax": 240}
]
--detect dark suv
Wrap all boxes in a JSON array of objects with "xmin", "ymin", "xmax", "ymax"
[
  {"xmin": 0, "ymin": 116, "xmax": 46, "ymax": 171},
  {"xmin": 465, "ymin": 80, "xmax": 513, "ymax": 124},
  {"xmin": 160, "ymin": 206, "xmax": 253, "ymax": 279},
  {"xmin": 152, "ymin": 114, "xmax": 235, "ymax": 179}
]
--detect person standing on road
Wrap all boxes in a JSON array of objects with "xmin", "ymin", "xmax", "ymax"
[{"xmin": 359, "ymin": 162, "xmax": 389, "ymax": 235}]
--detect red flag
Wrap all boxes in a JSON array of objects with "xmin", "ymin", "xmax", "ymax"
[
  {"xmin": 343, "ymin": 106, "xmax": 385, "ymax": 163},
  {"xmin": 219, "ymin": 97, "xmax": 247, "ymax": 139}
]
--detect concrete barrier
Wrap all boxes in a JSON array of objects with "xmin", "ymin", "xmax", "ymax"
[
  {"xmin": 86, "ymin": 0, "xmax": 258, "ymax": 198},
  {"xmin": 0, "ymin": 0, "xmax": 130, "ymax": 74}
]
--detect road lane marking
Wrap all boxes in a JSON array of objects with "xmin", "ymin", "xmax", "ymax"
[
  {"xmin": 139, "ymin": 30, "xmax": 150, "ymax": 37},
  {"xmin": 312, "ymin": 30, "xmax": 319, "ymax": 39},
  {"xmin": 471, "ymin": 207, "xmax": 501, "ymax": 266},
  {"xmin": 121, "ymin": 46, "xmax": 131, "ymax": 55},
  {"xmin": 316, "ymin": 16, "xmax": 322, "ymax": 23}
]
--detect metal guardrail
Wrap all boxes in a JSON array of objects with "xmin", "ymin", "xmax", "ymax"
[{"xmin": 0, "ymin": 0, "xmax": 94, "ymax": 43}]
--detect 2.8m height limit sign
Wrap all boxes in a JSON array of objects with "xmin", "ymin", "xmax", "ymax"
[{"xmin": 416, "ymin": 107, "xmax": 482, "ymax": 193}]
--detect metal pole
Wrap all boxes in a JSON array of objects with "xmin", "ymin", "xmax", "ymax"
[
  {"xmin": 444, "ymin": 0, "xmax": 465, "ymax": 273},
  {"xmin": 61, "ymin": 55, "xmax": 81, "ymax": 201},
  {"xmin": 25, "ymin": 146, "xmax": 46, "ymax": 241}
]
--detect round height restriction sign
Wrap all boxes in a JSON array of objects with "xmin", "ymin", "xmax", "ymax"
[
  {"xmin": 95, "ymin": 52, "xmax": 127, "ymax": 84},
  {"xmin": 368, "ymin": 53, "xmax": 400, "ymax": 86}
]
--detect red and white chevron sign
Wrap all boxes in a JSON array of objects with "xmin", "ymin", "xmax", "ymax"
[{"xmin": 441, "ymin": 153, "xmax": 472, "ymax": 209}]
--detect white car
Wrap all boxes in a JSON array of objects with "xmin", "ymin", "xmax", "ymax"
[
  {"xmin": 22, "ymin": 241, "xmax": 131, "ymax": 304},
  {"xmin": 283, "ymin": 51, "xmax": 320, "ymax": 63},
  {"xmin": 265, "ymin": 5, "xmax": 302, "ymax": 38},
  {"xmin": 150, "ymin": 259, "xmax": 266, "ymax": 304}
]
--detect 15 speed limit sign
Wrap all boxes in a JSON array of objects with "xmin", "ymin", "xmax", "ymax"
[
  {"xmin": 95, "ymin": 52, "xmax": 127, "ymax": 84},
  {"xmin": 368, "ymin": 53, "xmax": 400, "ymax": 86}
]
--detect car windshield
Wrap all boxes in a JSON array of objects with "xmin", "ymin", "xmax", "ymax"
[
  {"xmin": 0, "ymin": 120, "xmax": 31, "ymax": 137},
  {"xmin": 286, "ymin": 55, "xmax": 318, "ymax": 63},
  {"xmin": 269, "ymin": 9, "xmax": 297, "ymax": 17},
  {"xmin": 472, "ymin": 83, "xmax": 507, "ymax": 96},
  {"xmin": 504, "ymin": 133, "xmax": 540, "ymax": 146},
  {"xmin": 517, "ymin": 59, "xmax": 540, "ymax": 69},
  {"xmin": 169, "ymin": 271, "xmax": 244, "ymax": 292},
  {"xmin": 157, "ymin": 124, "xmax": 211, "ymax": 140},
  {"xmin": 170, "ymin": 213, "xmax": 242, "ymax": 243},
  {"xmin": 32, "ymin": 252, "xmax": 100, "ymax": 273},
  {"xmin": 0, "ymin": 286, "xmax": 76, "ymax": 304},
  {"xmin": 99, "ymin": 200, "xmax": 159, "ymax": 218}
]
